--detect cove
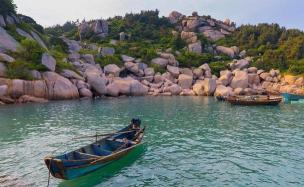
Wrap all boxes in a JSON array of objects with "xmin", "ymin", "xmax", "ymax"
[{"xmin": 0, "ymin": 97, "xmax": 303, "ymax": 186}]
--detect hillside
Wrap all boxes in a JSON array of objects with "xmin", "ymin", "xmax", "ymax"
[{"xmin": 0, "ymin": 1, "xmax": 304, "ymax": 104}]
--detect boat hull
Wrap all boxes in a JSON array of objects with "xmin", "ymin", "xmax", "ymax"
[
  {"xmin": 44, "ymin": 124, "xmax": 145, "ymax": 180},
  {"xmin": 227, "ymin": 96, "xmax": 282, "ymax": 106},
  {"xmin": 282, "ymin": 93, "xmax": 304, "ymax": 102}
]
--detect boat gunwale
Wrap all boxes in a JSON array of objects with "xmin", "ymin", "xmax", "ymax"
[{"xmin": 44, "ymin": 130, "xmax": 144, "ymax": 169}]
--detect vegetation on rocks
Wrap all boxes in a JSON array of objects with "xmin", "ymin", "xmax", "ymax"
[
  {"xmin": 217, "ymin": 24, "xmax": 304, "ymax": 74},
  {"xmin": 0, "ymin": 0, "xmax": 17, "ymax": 15}
]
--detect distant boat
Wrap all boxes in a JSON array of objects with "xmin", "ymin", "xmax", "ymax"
[
  {"xmin": 227, "ymin": 95, "xmax": 282, "ymax": 106},
  {"xmin": 44, "ymin": 120, "xmax": 145, "ymax": 180},
  {"xmin": 281, "ymin": 93, "xmax": 304, "ymax": 102}
]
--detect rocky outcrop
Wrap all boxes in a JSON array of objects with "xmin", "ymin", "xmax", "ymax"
[
  {"xmin": 42, "ymin": 72, "xmax": 79, "ymax": 99},
  {"xmin": 188, "ymin": 42, "xmax": 202, "ymax": 54},
  {"xmin": 168, "ymin": 11, "xmax": 184, "ymax": 24},
  {"xmin": 0, "ymin": 27, "xmax": 19, "ymax": 52},
  {"xmin": 214, "ymin": 85, "xmax": 233, "ymax": 97},
  {"xmin": 41, "ymin": 53, "xmax": 56, "ymax": 71},
  {"xmin": 104, "ymin": 64, "xmax": 121, "ymax": 77},
  {"xmin": 60, "ymin": 69, "xmax": 84, "ymax": 80},
  {"xmin": 30, "ymin": 31, "xmax": 47, "ymax": 49},
  {"xmin": 178, "ymin": 74, "xmax": 193, "ymax": 89},
  {"xmin": 216, "ymin": 46, "xmax": 239, "ymax": 58},
  {"xmin": 0, "ymin": 53, "xmax": 15, "ymax": 63},
  {"xmin": 79, "ymin": 19, "xmax": 108, "ymax": 39},
  {"xmin": 0, "ymin": 62, "xmax": 6, "ymax": 77},
  {"xmin": 151, "ymin": 58, "xmax": 168, "ymax": 67},
  {"xmin": 230, "ymin": 70, "xmax": 249, "ymax": 89},
  {"xmin": 17, "ymin": 95, "xmax": 48, "ymax": 103}
]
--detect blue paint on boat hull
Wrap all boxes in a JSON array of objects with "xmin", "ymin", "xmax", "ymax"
[{"xmin": 282, "ymin": 93, "xmax": 304, "ymax": 102}]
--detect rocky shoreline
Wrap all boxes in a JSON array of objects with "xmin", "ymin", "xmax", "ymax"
[
  {"xmin": 0, "ymin": 11, "xmax": 304, "ymax": 105},
  {"xmin": 1, "ymin": 46, "xmax": 303, "ymax": 105}
]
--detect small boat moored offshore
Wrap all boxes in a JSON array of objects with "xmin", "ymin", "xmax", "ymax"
[
  {"xmin": 227, "ymin": 95, "xmax": 283, "ymax": 105},
  {"xmin": 44, "ymin": 119, "xmax": 145, "ymax": 180},
  {"xmin": 281, "ymin": 92, "xmax": 304, "ymax": 102}
]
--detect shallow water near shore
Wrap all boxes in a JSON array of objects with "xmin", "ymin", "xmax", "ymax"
[{"xmin": 0, "ymin": 97, "xmax": 303, "ymax": 186}]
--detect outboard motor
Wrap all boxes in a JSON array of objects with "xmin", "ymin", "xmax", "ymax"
[{"xmin": 131, "ymin": 118, "xmax": 141, "ymax": 128}]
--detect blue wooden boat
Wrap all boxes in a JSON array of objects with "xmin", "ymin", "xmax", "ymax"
[
  {"xmin": 44, "ymin": 119, "xmax": 145, "ymax": 180},
  {"xmin": 282, "ymin": 93, "xmax": 304, "ymax": 102}
]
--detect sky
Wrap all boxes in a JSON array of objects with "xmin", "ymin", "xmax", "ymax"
[{"xmin": 14, "ymin": 0, "xmax": 304, "ymax": 30}]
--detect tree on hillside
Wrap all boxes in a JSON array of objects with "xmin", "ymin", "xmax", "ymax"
[{"xmin": 0, "ymin": 0, "xmax": 17, "ymax": 15}]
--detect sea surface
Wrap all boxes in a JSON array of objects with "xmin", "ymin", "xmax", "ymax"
[{"xmin": 0, "ymin": 97, "xmax": 303, "ymax": 187}]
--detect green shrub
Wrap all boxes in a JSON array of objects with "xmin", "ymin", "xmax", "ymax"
[
  {"xmin": 95, "ymin": 55, "xmax": 123, "ymax": 67},
  {"xmin": 79, "ymin": 48, "xmax": 98, "ymax": 55},
  {"xmin": 177, "ymin": 51, "xmax": 213, "ymax": 68},
  {"xmin": 288, "ymin": 59, "xmax": 304, "ymax": 75},
  {"xmin": 5, "ymin": 25, "xmax": 26, "ymax": 42},
  {"xmin": 5, "ymin": 60, "xmax": 46, "ymax": 80},
  {"xmin": 209, "ymin": 61, "xmax": 230, "ymax": 77},
  {"xmin": 17, "ymin": 39, "xmax": 46, "ymax": 64},
  {"xmin": 150, "ymin": 63, "xmax": 166, "ymax": 74},
  {"xmin": 0, "ymin": 0, "xmax": 17, "ymax": 15}
]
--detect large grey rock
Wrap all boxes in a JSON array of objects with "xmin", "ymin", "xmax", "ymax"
[
  {"xmin": 181, "ymin": 31, "xmax": 198, "ymax": 43},
  {"xmin": 86, "ymin": 74, "xmax": 107, "ymax": 96},
  {"xmin": 178, "ymin": 74, "xmax": 193, "ymax": 89},
  {"xmin": 30, "ymin": 31, "xmax": 47, "ymax": 49},
  {"xmin": 214, "ymin": 85, "xmax": 233, "ymax": 97},
  {"xmin": 61, "ymin": 69, "xmax": 84, "ymax": 80},
  {"xmin": 68, "ymin": 53, "xmax": 80, "ymax": 62},
  {"xmin": 41, "ymin": 53, "xmax": 56, "ymax": 71},
  {"xmin": 0, "ymin": 85, "xmax": 8, "ymax": 96},
  {"xmin": 168, "ymin": 11, "xmax": 184, "ymax": 24},
  {"xmin": 230, "ymin": 71, "xmax": 249, "ymax": 89},
  {"xmin": 151, "ymin": 58, "xmax": 169, "ymax": 68},
  {"xmin": 230, "ymin": 59, "xmax": 249, "ymax": 70},
  {"xmin": 17, "ymin": 95, "xmax": 48, "ymax": 103},
  {"xmin": 248, "ymin": 73, "xmax": 260, "ymax": 85},
  {"xmin": 42, "ymin": 72, "xmax": 79, "ymax": 99},
  {"xmin": 121, "ymin": 55, "xmax": 135, "ymax": 62},
  {"xmin": 193, "ymin": 68, "xmax": 203, "ymax": 79},
  {"xmin": 188, "ymin": 42, "xmax": 202, "ymax": 54},
  {"xmin": 167, "ymin": 65, "xmax": 180, "ymax": 78},
  {"xmin": 180, "ymin": 68, "xmax": 193, "ymax": 77},
  {"xmin": 130, "ymin": 79, "xmax": 149, "ymax": 96},
  {"xmin": 0, "ymin": 78, "xmax": 48, "ymax": 99},
  {"xmin": 5, "ymin": 15, "xmax": 15, "ymax": 25},
  {"xmin": 79, "ymin": 88, "xmax": 93, "ymax": 98},
  {"xmin": 62, "ymin": 37, "xmax": 82, "ymax": 53},
  {"xmin": 0, "ymin": 62, "xmax": 6, "ymax": 77},
  {"xmin": 144, "ymin": 68, "xmax": 155, "ymax": 77},
  {"xmin": 202, "ymin": 78, "xmax": 217, "ymax": 96},
  {"xmin": 0, "ymin": 15, "xmax": 6, "ymax": 27},
  {"xmin": 104, "ymin": 64, "xmax": 121, "ymax": 76},
  {"xmin": 125, "ymin": 61, "xmax": 139, "ymax": 74},
  {"xmin": 30, "ymin": 70, "xmax": 42, "ymax": 79},
  {"xmin": 199, "ymin": 63, "xmax": 211, "ymax": 72},
  {"xmin": 216, "ymin": 46, "xmax": 236, "ymax": 58},
  {"xmin": 107, "ymin": 78, "xmax": 148, "ymax": 96},
  {"xmin": 168, "ymin": 84, "xmax": 182, "ymax": 95},
  {"xmin": 202, "ymin": 29, "xmax": 225, "ymax": 41},
  {"xmin": 0, "ymin": 27, "xmax": 19, "ymax": 52},
  {"xmin": 0, "ymin": 53, "xmax": 15, "ymax": 63},
  {"xmin": 100, "ymin": 47, "xmax": 115, "ymax": 56},
  {"xmin": 192, "ymin": 82, "xmax": 204, "ymax": 96},
  {"xmin": 82, "ymin": 54, "xmax": 95, "ymax": 64},
  {"xmin": 16, "ymin": 28, "xmax": 33, "ymax": 40}
]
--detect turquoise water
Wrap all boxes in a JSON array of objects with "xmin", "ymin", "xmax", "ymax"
[{"xmin": 0, "ymin": 97, "xmax": 303, "ymax": 187}]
